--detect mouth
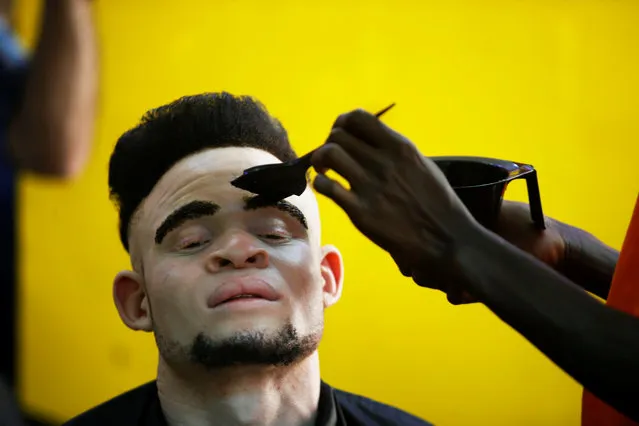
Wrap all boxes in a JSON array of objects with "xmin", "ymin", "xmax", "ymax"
[
  {"xmin": 208, "ymin": 279, "xmax": 280, "ymax": 309},
  {"xmin": 218, "ymin": 294, "xmax": 267, "ymax": 305}
]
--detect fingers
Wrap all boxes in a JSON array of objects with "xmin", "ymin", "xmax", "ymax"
[
  {"xmin": 311, "ymin": 143, "xmax": 369, "ymax": 191},
  {"xmin": 322, "ymin": 127, "xmax": 386, "ymax": 174},
  {"xmin": 332, "ymin": 108, "xmax": 398, "ymax": 149},
  {"xmin": 312, "ymin": 173, "xmax": 360, "ymax": 214}
]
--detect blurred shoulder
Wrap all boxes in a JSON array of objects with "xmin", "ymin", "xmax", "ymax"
[{"xmin": 62, "ymin": 381, "xmax": 157, "ymax": 426}]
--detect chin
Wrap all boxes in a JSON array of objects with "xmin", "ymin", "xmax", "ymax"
[{"xmin": 206, "ymin": 320, "xmax": 286, "ymax": 339}]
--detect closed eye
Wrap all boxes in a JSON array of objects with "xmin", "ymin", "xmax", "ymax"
[
  {"xmin": 260, "ymin": 234, "xmax": 289, "ymax": 241},
  {"xmin": 183, "ymin": 241, "xmax": 203, "ymax": 249},
  {"xmin": 178, "ymin": 239, "xmax": 209, "ymax": 251}
]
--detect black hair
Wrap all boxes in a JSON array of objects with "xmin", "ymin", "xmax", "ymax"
[{"xmin": 108, "ymin": 92, "xmax": 297, "ymax": 251}]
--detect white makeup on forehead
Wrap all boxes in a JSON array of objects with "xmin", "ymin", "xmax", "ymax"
[{"xmin": 132, "ymin": 146, "xmax": 322, "ymax": 253}]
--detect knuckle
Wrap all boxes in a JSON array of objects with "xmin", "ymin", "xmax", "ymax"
[
  {"xmin": 328, "ymin": 127, "xmax": 348, "ymax": 142},
  {"xmin": 397, "ymin": 139, "xmax": 417, "ymax": 156},
  {"xmin": 311, "ymin": 147, "xmax": 327, "ymax": 165},
  {"xmin": 340, "ymin": 108, "xmax": 368, "ymax": 130},
  {"xmin": 350, "ymin": 108, "xmax": 369, "ymax": 123},
  {"xmin": 327, "ymin": 128, "xmax": 350, "ymax": 148},
  {"xmin": 322, "ymin": 142, "xmax": 343, "ymax": 161},
  {"xmin": 315, "ymin": 143, "xmax": 338, "ymax": 161},
  {"xmin": 329, "ymin": 127, "xmax": 364, "ymax": 155}
]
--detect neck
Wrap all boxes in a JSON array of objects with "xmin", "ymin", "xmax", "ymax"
[{"xmin": 156, "ymin": 352, "xmax": 322, "ymax": 426}]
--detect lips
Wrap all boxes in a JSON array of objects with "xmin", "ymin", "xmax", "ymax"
[{"xmin": 207, "ymin": 278, "xmax": 280, "ymax": 308}]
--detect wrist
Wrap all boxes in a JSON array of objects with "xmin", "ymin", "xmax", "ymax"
[
  {"xmin": 555, "ymin": 221, "xmax": 618, "ymax": 298},
  {"xmin": 445, "ymin": 219, "xmax": 500, "ymax": 295}
]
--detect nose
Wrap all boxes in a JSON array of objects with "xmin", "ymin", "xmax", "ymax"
[{"xmin": 206, "ymin": 231, "xmax": 269, "ymax": 272}]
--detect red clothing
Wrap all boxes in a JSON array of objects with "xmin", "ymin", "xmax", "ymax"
[{"xmin": 582, "ymin": 194, "xmax": 639, "ymax": 426}]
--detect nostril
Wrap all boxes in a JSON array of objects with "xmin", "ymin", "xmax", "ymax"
[
  {"xmin": 247, "ymin": 255, "xmax": 257, "ymax": 264},
  {"xmin": 219, "ymin": 258, "xmax": 232, "ymax": 268}
]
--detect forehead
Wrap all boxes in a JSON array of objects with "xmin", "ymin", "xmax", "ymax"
[
  {"xmin": 133, "ymin": 146, "xmax": 320, "ymax": 243},
  {"xmin": 149, "ymin": 146, "xmax": 283, "ymax": 205}
]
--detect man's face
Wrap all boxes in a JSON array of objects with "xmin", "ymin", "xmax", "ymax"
[{"xmin": 114, "ymin": 147, "xmax": 343, "ymax": 369}]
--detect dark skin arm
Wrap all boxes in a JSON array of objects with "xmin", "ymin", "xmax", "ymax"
[
  {"xmin": 434, "ymin": 201, "xmax": 619, "ymax": 305},
  {"xmin": 495, "ymin": 200, "xmax": 618, "ymax": 300},
  {"xmin": 555, "ymin": 220, "xmax": 619, "ymax": 299},
  {"xmin": 310, "ymin": 108, "xmax": 638, "ymax": 421},
  {"xmin": 7, "ymin": 0, "xmax": 98, "ymax": 177}
]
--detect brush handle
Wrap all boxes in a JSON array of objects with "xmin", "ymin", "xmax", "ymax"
[
  {"xmin": 296, "ymin": 102, "xmax": 395, "ymax": 169},
  {"xmin": 294, "ymin": 103, "xmax": 395, "ymax": 172}
]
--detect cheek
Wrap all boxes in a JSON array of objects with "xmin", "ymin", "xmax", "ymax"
[
  {"xmin": 270, "ymin": 242, "xmax": 321, "ymax": 298},
  {"xmin": 146, "ymin": 259, "xmax": 203, "ymax": 316}
]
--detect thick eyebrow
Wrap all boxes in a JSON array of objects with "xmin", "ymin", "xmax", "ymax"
[
  {"xmin": 243, "ymin": 195, "xmax": 308, "ymax": 229},
  {"xmin": 155, "ymin": 200, "xmax": 220, "ymax": 245}
]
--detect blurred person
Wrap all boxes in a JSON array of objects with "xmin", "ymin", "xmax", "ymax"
[
  {"xmin": 0, "ymin": 0, "xmax": 98, "ymax": 424},
  {"xmin": 0, "ymin": 376, "xmax": 23, "ymax": 426},
  {"xmin": 309, "ymin": 108, "xmax": 639, "ymax": 422},
  {"xmin": 64, "ymin": 93, "xmax": 432, "ymax": 426}
]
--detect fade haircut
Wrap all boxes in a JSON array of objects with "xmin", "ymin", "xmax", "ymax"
[{"xmin": 108, "ymin": 92, "xmax": 297, "ymax": 252}]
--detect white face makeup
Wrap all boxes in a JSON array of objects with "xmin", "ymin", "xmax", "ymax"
[{"xmin": 116, "ymin": 147, "xmax": 342, "ymax": 369}]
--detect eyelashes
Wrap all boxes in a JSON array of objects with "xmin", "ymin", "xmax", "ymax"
[
  {"xmin": 180, "ymin": 240, "xmax": 208, "ymax": 250},
  {"xmin": 176, "ymin": 237, "xmax": 211, "ymax": 251},
  {"xmin": 259, "ymin": 233, "xmax": 291, "ymax": 242},
  {"xmin": 174, "ymin": 232, "xmax": 291, "ymax": 253}
]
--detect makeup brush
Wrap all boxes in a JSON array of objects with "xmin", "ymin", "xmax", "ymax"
[{"xmin": 230, "ymin": 103, "xmax": 396, "ymax": 202}]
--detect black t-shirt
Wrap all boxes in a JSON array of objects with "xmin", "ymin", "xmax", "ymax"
[{"xmin": 63, "ymin": 380, "xmax": 432, "ymax": 426}]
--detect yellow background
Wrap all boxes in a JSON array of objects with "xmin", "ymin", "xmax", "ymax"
[{"xmin": 12, "ymin": 0, "xmax": 639, "ymax": 425}]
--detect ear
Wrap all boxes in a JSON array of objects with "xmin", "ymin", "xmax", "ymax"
[
  {"xmin": 320, "ymin": 245, "xmax": 344, "ymax": 308},
  {"xmin": 113, "ymin": 270, "xmax": 152, "ymax": 332}
]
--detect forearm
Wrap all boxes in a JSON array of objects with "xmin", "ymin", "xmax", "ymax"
[
  {"xmin": 10, "ymin": 0, "xmax": 98, "ymax": 176},
  {"xmin": 455, "ymin": 226, "xmax": 639, "ymax": 421},
  {"xmin": 555, "ymin": 221, "xmax": 619, "ymax": 299}
]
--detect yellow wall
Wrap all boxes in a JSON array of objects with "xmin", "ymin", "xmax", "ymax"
[{"xmin": 12, "ymin": 0, "xmax": 639, "ymax": 424}]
